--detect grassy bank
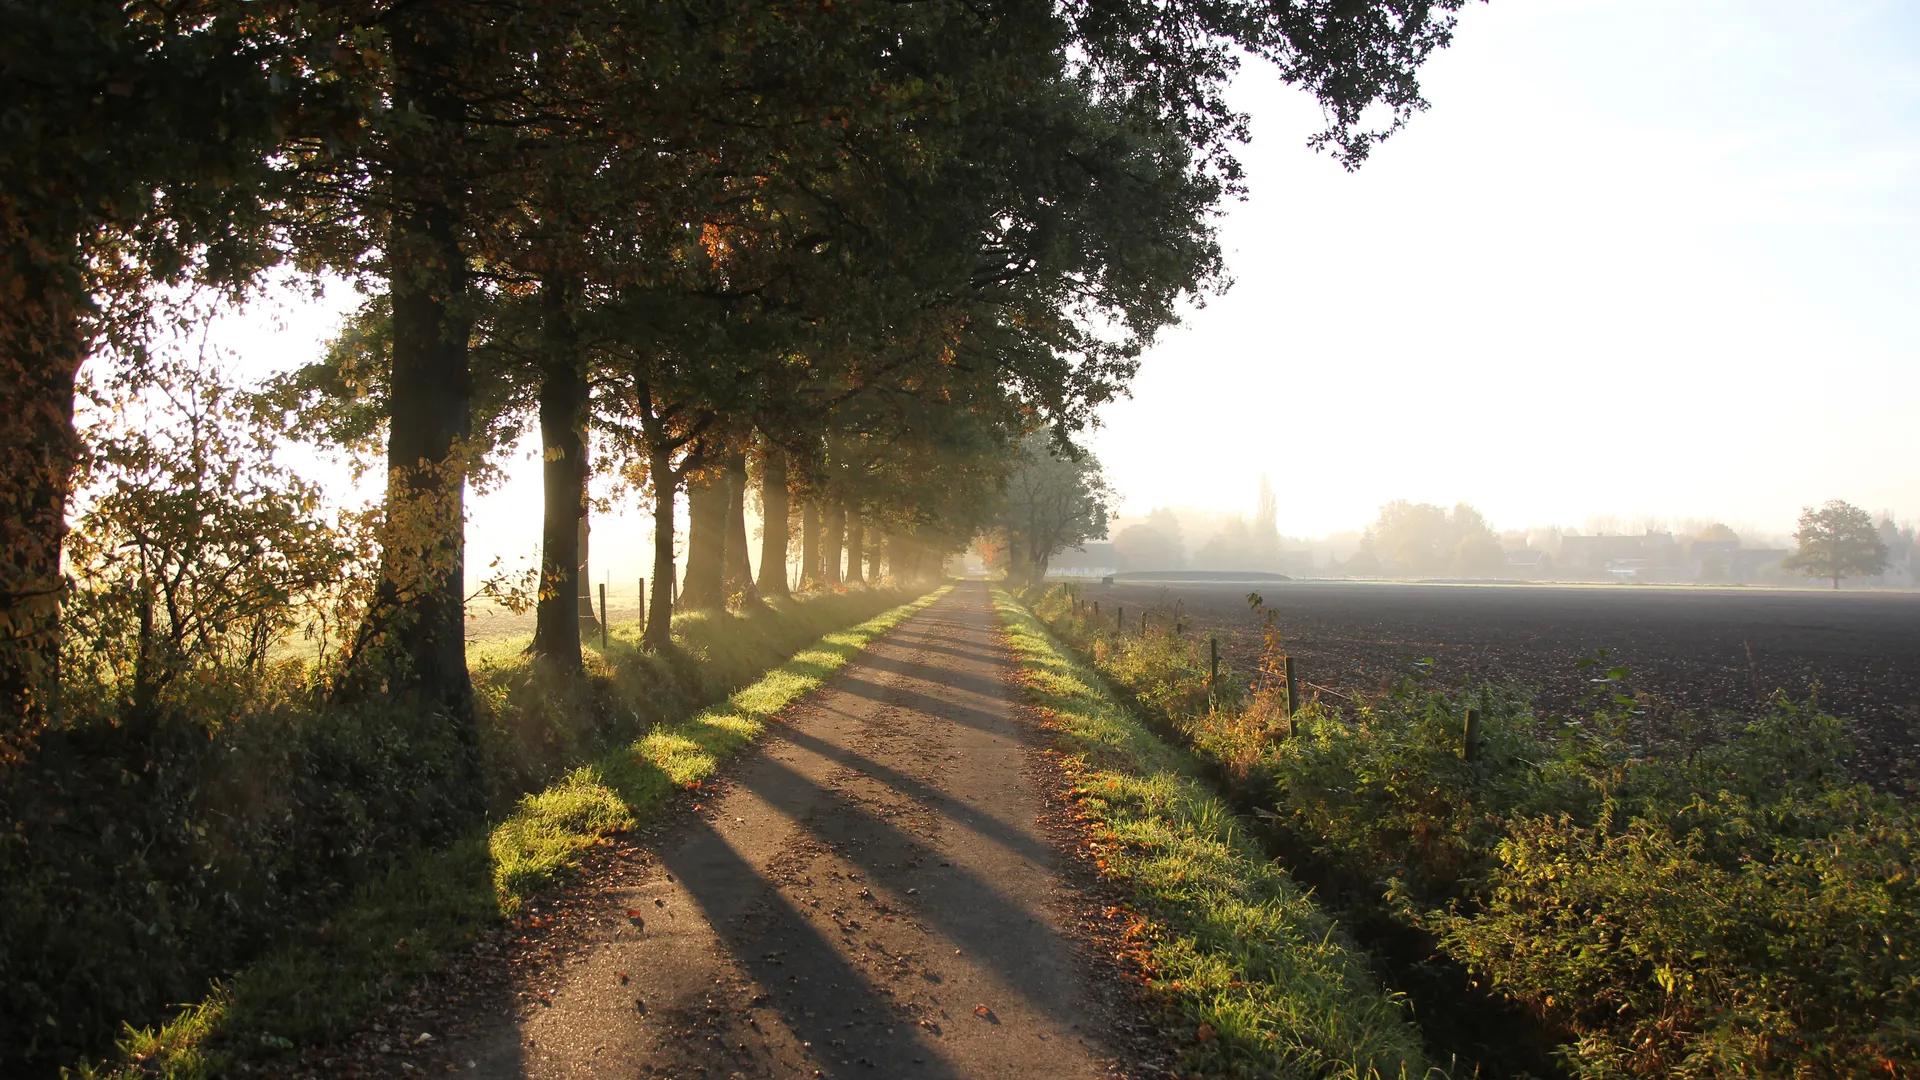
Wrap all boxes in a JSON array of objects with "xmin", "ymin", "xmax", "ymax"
[
  {"xmin": 26, "ymin": 586, "xmax": 941, "ymax": 1078},
  {"xmin": 993, "ymin": 590, "xmax": 1434, "ymax": 1080},
  {"xmin": 1024, "ymin": 585, "xmax": 1920, "ymax": 1078}
]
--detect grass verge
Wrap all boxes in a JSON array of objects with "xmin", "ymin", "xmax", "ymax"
[
  {"xmin": 80, "ymin": 586, "xmax": 951, "ymax": 1079},
  {"xmin": 993, "ymin": 589, "xmax": 1436, "ymax": 1080}
]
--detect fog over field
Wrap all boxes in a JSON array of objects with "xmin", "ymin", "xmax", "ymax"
[{"xmin": 1087, "ymin": 1, "xmax": 1919, "ymax": 552}]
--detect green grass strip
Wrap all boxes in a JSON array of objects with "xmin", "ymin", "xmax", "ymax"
[
  {"xmin": 85, "ymin": 586, "xmax": 951, "ymax": 1079},
  {"xmin": 993, "ymin": 589, "xmax": 1437, "ymax": 1080}
]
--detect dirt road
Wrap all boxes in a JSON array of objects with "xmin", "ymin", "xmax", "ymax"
[{"xmin": 431, "ymin": 582, "xmax": 1128, "ymax": 1078}]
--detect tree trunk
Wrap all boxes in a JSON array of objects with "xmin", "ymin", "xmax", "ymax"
[
  {"xmin": 528, "ymin": 271, "xmax": 587, "ymax": 670},
  {"xmin": 868, "ymin": 531, "xmax": 887, "ymax": 583},
  {"xmin": 823, "ymin": 502, "xmax": 846, "ymax": 586},
  {"xmin": 895, "ymin": 537, "xmax": 919, "ymax": 583},
  {"xmin": 799, "ymin": 499, "xmax": 822, "ymax": 590},
  {"xmin": 756, "ymin": 443, "xmax": 791, "ymax": 599},
  {"xmin": 346, "ymin": 15, "xmax": 476, "ymax": 744},
  {"xmin": 0, "ymin": 203, "xmax": 82, "ymax": 762},
  {"xmin": 643, "ymin": 444, "xmax": 679, "ymax": 651},
  {"xmin": 721, "ymin": 449, "xmax": 759, "ymax": 605},
  {"xmin": 844, "ymin": 514, "xmax": 864, "ymax": 585},
  {"xmin": 678, "ymin": 453, "xmax": 727, "ymax": 611},
  {"xmin": 576, "ymin": 514, "xmax": 597, "ymax": 634}
]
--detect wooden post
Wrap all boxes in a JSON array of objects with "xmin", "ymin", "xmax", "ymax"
[
  {"xmin": 1094, "ymin": 600, "xmax": 1100, "ymax": 620},
  {"xmin": 637, "ymin": 578, "xmax": 645, "ymax": 626},
  {"xmin": 598, "ymin": 583, "xmax": 609, "ymax": 652},
  {"xmin": 1463, "ymin": 707, "xmax": 1481, "ymax": 762},
  {"xmin": 1209, "ymin": 636, "xmax": 1219, "ymax": 690},
  {"xmin": 1283, "ymin": 655, "xmax": 1299, "ymax": 716},
  {"xmin": 1116, "ymin": 605, "xmax": 1123, "ymax": 632},
  {"xmin": 1141, "ymin": 610, "xmax": 1147, "ymax": 635}
]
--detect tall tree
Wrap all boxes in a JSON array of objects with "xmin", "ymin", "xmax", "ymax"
[
  {"xmin": 799, "ymin": 499, "xmax": 823, "ymax": 591},
  {"xmin": 0, "ymin": 3, "xmax": 291, "ymax": 758},
  {"xmin": 335, "ymin": 5, "xmax": 484, "ymax": 740},
  {"xmin": 1785, "ymin": 500, "xmax": 1889, "ymax": 590},
  {"xmin": 756, "ymin": 442, "xmax": 792, "ymax": 599},
  {"xmin": 823, "ymin": 502, "xmax": 846, "ymax": 587},
  {"xmin": 527, "ymin": 269, "xmax": 589, "ymax": 668},
  {"xmin": 678, "ymin": 455, "xmax": 729, "ymax": 612},
  {"xmin": 845, "ymin": 515, "xmax": 865, "ymax": 586},
  {"xmin": 721, "ymin": 449, "xmax": 760, "ymax": 605}
]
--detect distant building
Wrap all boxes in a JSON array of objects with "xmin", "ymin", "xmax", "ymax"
[
  {"xmin": 1558, "ymin": 532, "xmax": 1680, "ymax": 579},
  {"xmin": 1503, "ymin": 549, "xmax": 1550, "ymax": 578}
]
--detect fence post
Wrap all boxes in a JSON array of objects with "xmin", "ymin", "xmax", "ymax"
[
  {"xmin": 1463, "ymin": 707, "xmax": 1481, "ymax": 762},
  {"xmin": 1209, "ymin": 636, "xmax": 1219, "ymax": 690},
  {"xmin": 598, "ymin": 583, "xmax": 609, "ymax": 651},
  {"xmin": 1283, "ymin": 655, "xmax": 1299, "ymax": 716},
  {"xmin": 1141, "ymin": 610, "xmax": 1148, "ymax": 635},
  {"xmin": 638, "ymin": 578, "xmax": 646, "ymax": 626},
  {"xmin": 1116, "ymin": 605, "xmax": 1123, "ymax": 632}
]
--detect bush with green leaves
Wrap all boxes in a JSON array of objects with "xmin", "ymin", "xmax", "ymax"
[
  {"xmin": 1025, "ymin": 584, "xmax": 1920, "ymax": 1077},
  {"xmin": 1434, "ymin": 707, "xmax": 1920, "ymax": 1076}
]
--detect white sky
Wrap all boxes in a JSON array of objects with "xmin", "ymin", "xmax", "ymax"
[
  {"xmin": 194, "ymin": 1, "xmax": 1919, "ymax": 586},
  {"xmin": 1088, "ymin": 0, "xmax": 1920, "ymax": 538}
]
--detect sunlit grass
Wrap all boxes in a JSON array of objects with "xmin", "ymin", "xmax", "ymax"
[
  {"xmin": 994, "ymin": 590, "xmax": 1437, "ymax": 1080},
  {"xmin": 79, "ymin": 587, "xmax": 949, "ymax": 1079}
]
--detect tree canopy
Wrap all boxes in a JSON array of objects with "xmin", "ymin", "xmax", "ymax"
[{"xmin": 1785, "ymin": 499, "xmax": 1889, "ymax": 590}]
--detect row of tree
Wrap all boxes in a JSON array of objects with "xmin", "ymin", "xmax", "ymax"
[{"xmin": 2, "ymin": 1, "xmax": 1466, "ymax": 771}]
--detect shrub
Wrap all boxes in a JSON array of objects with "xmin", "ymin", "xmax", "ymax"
[{"xmin": 1025, "ymin": 584, "xmax": 1920, "ymax": 1077}]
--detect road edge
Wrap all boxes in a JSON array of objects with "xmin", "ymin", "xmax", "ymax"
[{"xmin": 993, "ymin": 588, "xmax": 1437, "ymax": 1080}]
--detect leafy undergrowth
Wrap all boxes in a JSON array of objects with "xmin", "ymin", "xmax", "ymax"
[
  {"xmin": 994, "ymin": 590, "xmax": 1436, "ymax": 1080},
  {"xmin": 70, "ymin": 586, "xmax": 949, "ymax": 1079},
  {"xmin": 1027, "ymin": 584, "xmax": 1920, "ymax": 1078}
]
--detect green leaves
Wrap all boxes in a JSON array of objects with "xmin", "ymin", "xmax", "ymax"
[{"xmin": 1784, "ymin": 499, "xmax": 1891, "ymax": 587}]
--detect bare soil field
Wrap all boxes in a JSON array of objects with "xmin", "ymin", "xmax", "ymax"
[{"xmin": 1068, "ymin": 579, "xmax": 1920, "ymax": 790}]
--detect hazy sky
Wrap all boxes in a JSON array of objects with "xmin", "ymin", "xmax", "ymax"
[{"xmin": 1090, "ymin": 0, "xmax": 1919, "ymax": 539}]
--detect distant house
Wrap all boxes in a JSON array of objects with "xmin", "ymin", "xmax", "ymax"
[
  {"xmin": 1559, "ymin": 532, "xmax": 1680, "ymax": 579},
  {"xmin": 1688, "ymin": 539, "xmax": 1741, "ymax": 582},
  {"xmin": 1503, "ymin": 549, "xmax": 1550, "ymax": 578}
]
